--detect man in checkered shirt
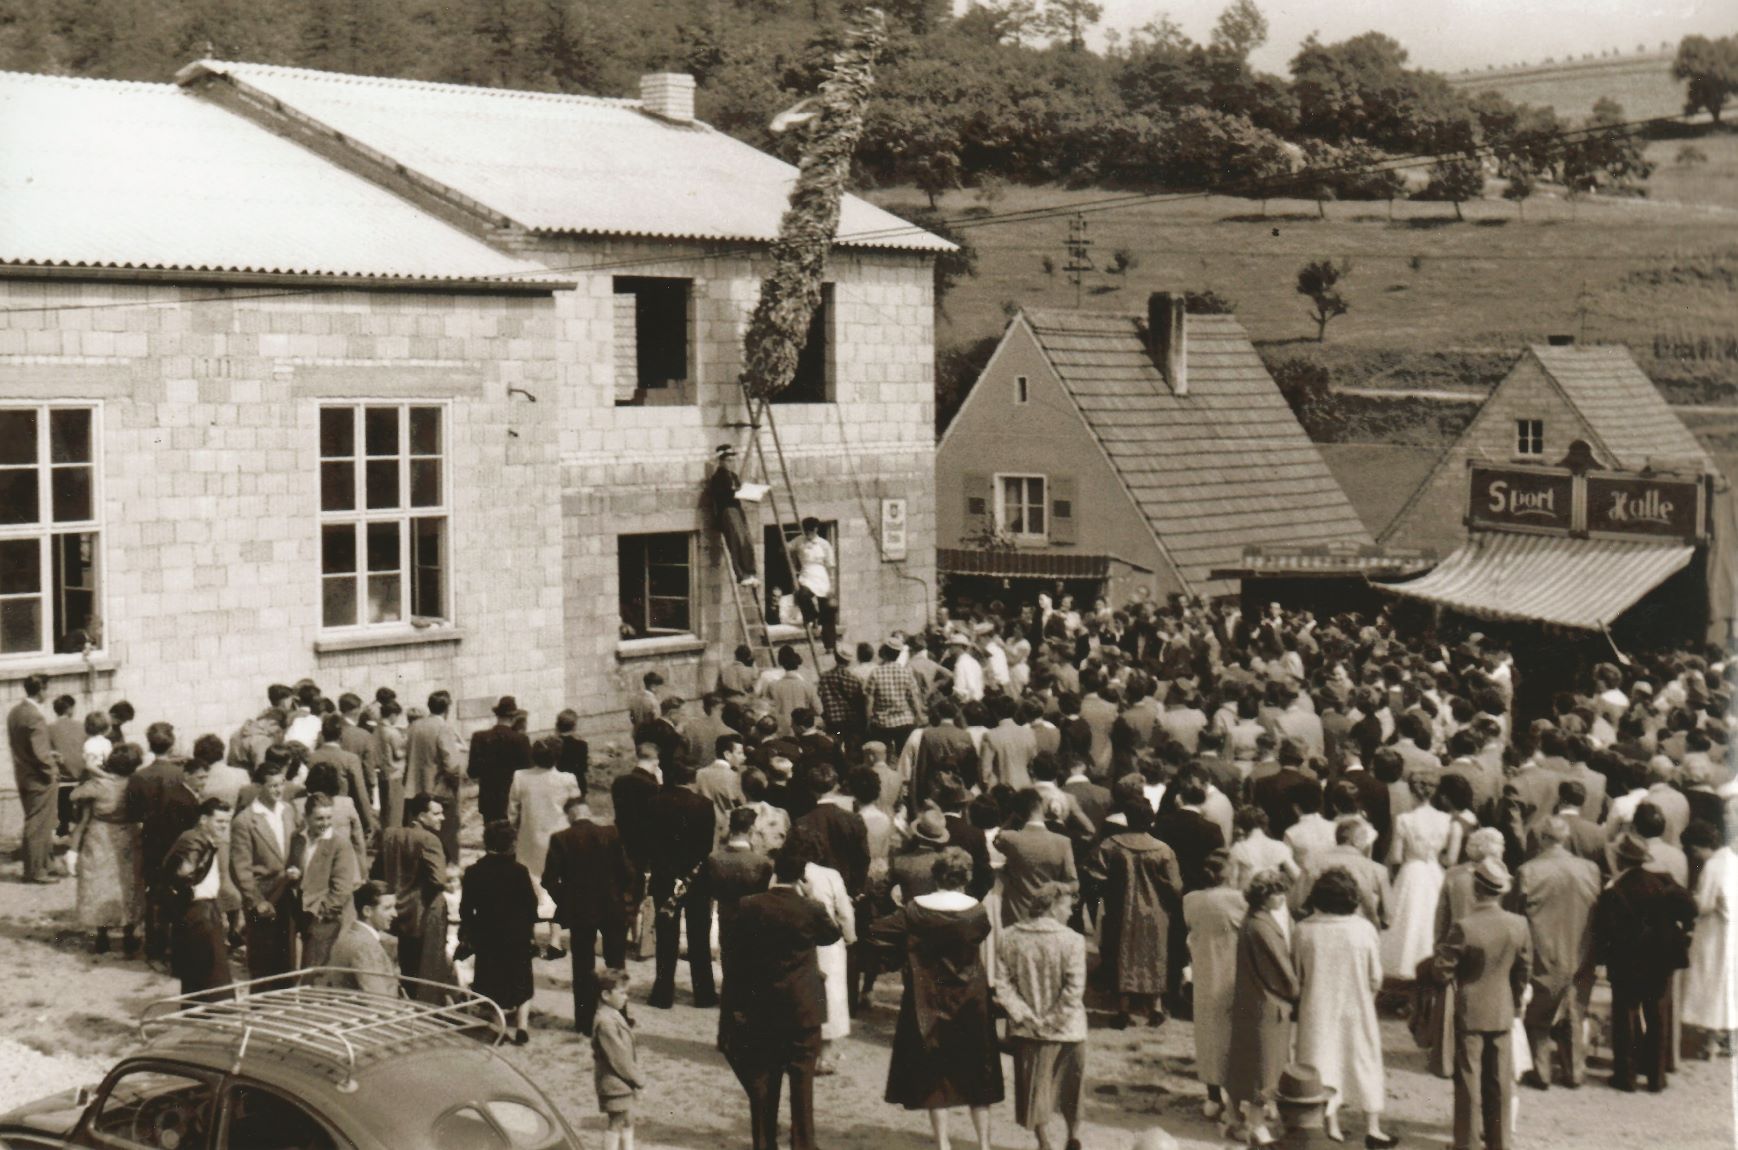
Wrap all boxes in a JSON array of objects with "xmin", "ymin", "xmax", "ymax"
[
  {"xmin": 818, "ymin": 650, "xmax": 867, "ymax": 751},
  {"xmin": 864, "ymin": 640, "xmax": 926, "ymax": 752}
]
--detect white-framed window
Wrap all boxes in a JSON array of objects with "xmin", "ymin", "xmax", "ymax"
[
  {"xmin": 318, "ymin": 403, "xmax": 449, "ymax": 631},
  {"xmin": 618, "ymin": 532, "xmax": 694, "ymax": 638},
  {"xmin": 0, "ymin": 404, "xmax": 102, "ymax": 657},
  {"xmin": 995, "ymin": 474, "xmax": 1047, "ymax": 540},
  {"xmin": 1014, "ymin": 375, "xmax": 1029, "ymax": 404},
  {"xmin": 1516, "ymin": 418, "xmax": 1544, "ymax": 457}
]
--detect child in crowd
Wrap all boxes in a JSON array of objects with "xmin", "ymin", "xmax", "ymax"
[{"xmin": 593, "ymin": 969, "xmax": 643, "ymax": 1150}]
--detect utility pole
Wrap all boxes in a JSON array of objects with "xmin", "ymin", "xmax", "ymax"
[{"xmin": 1064, "ymin": 213, "xmax": 1093, "ymax": 309}]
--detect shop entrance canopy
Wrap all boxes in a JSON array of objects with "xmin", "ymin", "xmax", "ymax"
[{"xmin": 1380, "ymin": 531, "xmax": 1694, "ymax": 631}]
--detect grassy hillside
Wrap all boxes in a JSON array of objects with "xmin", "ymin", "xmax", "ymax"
[
  {"xmin": 876, "ymin": 127, "xmax": 1738, "ymax": 433},
  {"xmin": 1446, "ymin": 51, "xmax": 1686, "ymax": 122}
]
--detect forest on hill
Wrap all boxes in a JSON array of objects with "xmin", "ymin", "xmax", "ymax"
[{"xmin": 2, "ymin": 0, "xmax": 1709, "ymax": 215}]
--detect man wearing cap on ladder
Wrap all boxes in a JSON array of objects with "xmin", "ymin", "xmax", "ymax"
[{"xmin": 708, "ymin": 444, "xmax": 762, "ymax": 588}]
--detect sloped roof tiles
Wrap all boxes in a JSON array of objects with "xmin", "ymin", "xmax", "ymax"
[
  {"xmin": 1022, "ymin": 308, "xmax": 1372, "ymax": 596},
  {"xmin": 179, "ymin": 60, "xmax": 952, "ymax": 253},
  {"xmin": 0, "ymin": 70, "xmax": 554, "ymax": 284},
  {"xmin": 1531, "ymin": 344, "xmax": 1712, "ymax": 470}
]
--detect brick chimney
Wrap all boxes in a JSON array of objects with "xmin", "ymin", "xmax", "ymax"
[
  {"xmin": 640, "ymin": 73, "xmax": 695, "ymax": 124},
  {"xmin": 1147, "ymin": 292, "xmax": 1187, "ymax": 397}
]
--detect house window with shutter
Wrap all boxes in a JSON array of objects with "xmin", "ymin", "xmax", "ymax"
[{"xmin": 995, "ymin": 474, "xmax": 1047, "ymax": 541}]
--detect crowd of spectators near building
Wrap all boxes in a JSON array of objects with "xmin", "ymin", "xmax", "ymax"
[{"xmin": 6, "ymin": 588, "xmax": 1735, "ymax": 1150}]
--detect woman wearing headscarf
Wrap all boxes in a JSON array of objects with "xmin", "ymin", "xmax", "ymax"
[
  {"xmin": 69, "ymin": 742, "xmax": 145, "ymax": 956},
  {"xmin": 1225, "ymin": 867, "xmax": 1298, "ymax": 1147},
  {"xmin": 871, "ymin": 846, "xmax": 1004, "ymax": 1150},
  {"xmin": 1296, "ymin": 867, "xmax": 1396, "ymax": 1147},
  {"xmin": 994, "ymin": 882, "xmax": 1087, "ymax": 1150},
  {"xmin": 1184, "ymin": 848, "xmax": 1245, "ymax": 1122},
  {"xmin": 461, "ymin": 820, "xmax": 540, "ymax": 1044}
]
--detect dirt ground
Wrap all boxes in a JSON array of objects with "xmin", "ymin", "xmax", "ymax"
[{"xmin": 1, "ymin": 853, "xmax": 1733, "ymax": 1150}]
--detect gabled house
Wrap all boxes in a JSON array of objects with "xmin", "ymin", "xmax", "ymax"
[
  {"xmin": 936, "ymin": 294, "xmax": 1371, "ymax": 605},
  {"xmin": 0, "ymin": 62, "xmax": 948, "ymax": 740},
  {"xmin": 1381, "ymin": 339, "xmax": 1717, "ymax": 552}
]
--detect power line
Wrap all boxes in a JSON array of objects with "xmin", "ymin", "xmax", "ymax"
[{"xmin": 0, "ymin": 109, "xmax": 1702, "ymax": 315}]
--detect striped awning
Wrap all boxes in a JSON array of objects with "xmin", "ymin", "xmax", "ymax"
[
  {"xmin": 938, "ymin": 548, "xmax": 1111, "ymax": 581},
  {"xmin": 1380, "ymin": 532, "xmax": 1694, "ymax": 631}
]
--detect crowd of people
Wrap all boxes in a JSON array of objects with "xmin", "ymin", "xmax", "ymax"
[{"xmin": 5, "ymin": 588, "xmax": 1736, "ymax": 1150}]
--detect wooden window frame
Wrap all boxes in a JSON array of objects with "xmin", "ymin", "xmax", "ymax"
[{"xmin": 0, "ymin": 401, "xmax": 104, "ymax": 661}]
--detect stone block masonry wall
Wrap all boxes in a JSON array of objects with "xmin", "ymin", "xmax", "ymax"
[
  {"xmin": 526, "ymin": 237, "xmax": 939, "ymax": 738},
  {"xmin": 0, "ymin": 278, "xmax": 571, "ymax": 756}
]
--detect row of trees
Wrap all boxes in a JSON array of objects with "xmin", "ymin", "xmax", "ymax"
[{"xmin": 0, "ymin": 0, "xmax": 1682, "ymax": 209}]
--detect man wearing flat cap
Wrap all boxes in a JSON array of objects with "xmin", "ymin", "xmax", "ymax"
[
  {"xmin": 1594, "ymin": 831, "xmax": 1698, "ymax": 1093},
  {"xmin": 707, "ymin": 444, "xmax": 760, "ymax": 588},
  {"xmin": 1433, "ymin": 856, "xmax": 1530, "ymax": 1150},
  {"xmin": 469, "ymin": 695, "xmax": 532, "ymax": 824}
]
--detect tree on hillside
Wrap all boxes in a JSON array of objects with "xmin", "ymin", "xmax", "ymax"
[
  {"xmin": 1296, "ymin": 258, "xmax": 1351, "ymax": 342},
  {"xmin": 1210, "ymin": 0, "xmax": 1267, "ymax": 60},
  {"xmin": 908, "ymin": 118, "xmax": 965, "ymax": 207},
  {"xmin": 1500, "ymin": 158, "xmax": 1536, "ymax": 219},
  {"xmin": 1037, "ymin": 0, "xmax": 1103, "ymax": 52},
  {"xmin": 1417, "ymin": 156, "xmax": 1484, "ymax": 220},
  {"xmin": 1673, "ymin": 34, "xmax": 1738, "ymax": 123},
  {"xmin": 1561, "ymin": 98, "xmax": 1654, "ymax": 197},
  {"xmin": 1332, "ymin": 140, "xmax": 1407, "ymax": 219}
]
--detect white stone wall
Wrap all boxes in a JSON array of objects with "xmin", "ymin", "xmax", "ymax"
[{"xmin": 0, "ymin": 279, "xmax": 570, "ymax": 745}]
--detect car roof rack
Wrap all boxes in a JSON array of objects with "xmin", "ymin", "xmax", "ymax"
[{"xmin": 138, "ymin": 970, "xmax": 507, "ymax": 1088}]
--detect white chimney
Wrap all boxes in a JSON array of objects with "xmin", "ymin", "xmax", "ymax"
[
  {"xmin": 1147, "ymin": 292, "xmax": 1187, "ymax": 397},
  {"xmin": 640, "ymin": 73, "xmax": 695, "ymax": 124}
]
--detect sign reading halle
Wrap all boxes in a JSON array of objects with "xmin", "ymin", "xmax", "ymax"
[{"xmin": 1585, "ymin": 474, "xmax": 1702, "ymax": 540}]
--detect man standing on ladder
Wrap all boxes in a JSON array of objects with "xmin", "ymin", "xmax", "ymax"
[
  {"xmin": 708, "ymin": 445, "xmax": 761, "ymax": 588},
  {"xmin": 791, "ymin": 517, "xmax": 837, "ymax": 654}
]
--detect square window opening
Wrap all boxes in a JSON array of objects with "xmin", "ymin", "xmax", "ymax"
[
  {"xmin": 763, "ymin": 520, "xmax": 837, "ymax": 622},
  {"xmin": 770, "ymin": 284, "xmax": 833, "ymax": 405},
  {"xmin": 997, "ymin": 474, "xmax": 1047, "ymax": 540},
  {"xmin": 0, "ymin": 404, "xmax": 102, "ymax": 658},
  {"xmin": 618, "ymin": 532, "xmax": 694, "ymax": 639},
  {"xmin": 614, "ymin": 277, "xmax": 694, "ymax": 407},
  {"xmin": 1516, "ymin": 418, "xmax": 1545, "ymax": 457}
]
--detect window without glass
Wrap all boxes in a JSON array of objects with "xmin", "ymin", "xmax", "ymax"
[
  {"xmin": 770, "ymin": 283, "xmax": 833, "ymax": 404},
  {"xmin": 997, "ymin": 474, "xmax": 1047, "ymax": 539},
  {"xmin": 614, "ymin": 277, "xmax": 694, "ymax": 407},
  {"xmin": 1014, "ymin": 376, "xmax": 1029, "ymax": 404},
  {"xmin": 0, "ymin": 405, "xmax": 101, "ymax": 657},
  {"xmin": 618, "ymin": 532, "xmax": 693, "ymax": 639},
  {"xmin": 1516, "ymin": 418, "xmax": 1545, "ymax": 457},
  {"xmin": 319, "ymin": 404, "xmax": 448, "ymax": 631}
]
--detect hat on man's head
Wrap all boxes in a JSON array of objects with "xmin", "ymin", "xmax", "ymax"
[
  {"xmin": 911, "ymin": 808, "xmax": 950, "ymax": 845},
  {"xmin": 1275, "ymin": 1064, "xmax": 1335, "ymax": 1106},
  {"xmin": 716, "ymin": 443, "xmax": 737, "ymax": 457},
  {"xmin": 1472, "ymin": 856, "xmax": 1512, "ymax": 896},
  {"xmin": 492, "ymin": 695, "xmax": 519, "ymax": 717},
  {"xmin": 1612, "ymin": 831, "xmax": 1652, "ymax": 865}
]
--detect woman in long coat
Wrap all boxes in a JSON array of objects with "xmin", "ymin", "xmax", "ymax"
[
  {"xmin": 1087, "ymin": 801, "xmax": 1183, "ymax": 1028},
  {"xmin": 1183, "ymin": 848, "xmax": 1245, "ymax": 1122},
  {"xmin": 69, "ymin": 743, "xmax": 144, "ymax": 955},
  {"xmin": 994, "ymin": 882, "xmax": 1087, "ymax": 1150},
  {"xmin": 1682, "ymin": 821, "xmax": 1738, "ymax": 1050},
  {"xmin": 1225, "ymin": 868, "xmax": 1298, "ymax": 1147},
  {"xmin": 460, "ymin": 820, "xmax": 539, "ymax": 1043},
  {"xmin": 1296, "ymin": 867, "xmax": 1395, "ymax": 1147},
  {"xmin": 870, "ymin": 846, "xmax": 1004, "ymax": 1150}
]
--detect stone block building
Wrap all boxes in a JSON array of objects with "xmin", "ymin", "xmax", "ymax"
[{"xmin": 0, "ymin": 62, "xmax": 945, "ymax": 757}]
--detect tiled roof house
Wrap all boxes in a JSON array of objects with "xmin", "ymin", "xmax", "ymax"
[{"xmin": 936, "ymin": 294, "xmax": 1371, "ymax": 601}]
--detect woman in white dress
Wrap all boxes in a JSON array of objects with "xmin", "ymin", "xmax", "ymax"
[
  {"xmin": 509, "ymin": 736, "xmax": 583, "ymax": 951},
  {"xmin": 1226, "ymin": 804, "xmax": 1300, "ymax": 891},
  {"xmin": 1296, "ymin": 867, "xmax": 1396, "ymax": 1147},
  {"xmin": 1682, "ymin": 821, "xmax": 1738, "ymax": 1054},
  {"xmin": 1183, "ymin": 849, "xmax": 1245, "ymax": 1122},
  {"xmin": 1381, "ymin": 771, "xmax": 1451, "ymax": 980},
  {"xmin": 796, "ymin": 830, "xmax": 857, "ymax": 1074}
]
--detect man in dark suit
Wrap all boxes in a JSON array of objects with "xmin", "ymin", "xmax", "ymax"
[
  {"xmin": 996, "ymin": 787, "xmax": 1078, "ymax": 925},
  {"xmin": 311, "ymin": 712, "xmax": 375, "ymax": 838},
  {"xmin": 230, "ymin": 760, "xmax": 302, "ymax": 978},
  {"xmin": 162, "ymin": 797, "xmax": 234, "ymax": 1003},
  {"xmin": 887, "ymin": 809, "xmax": 951, "ymax": 904},
  {"xmin": 542, "ymin": 796, "xmax": 633, "ymax": 1034},
  {"xmin": 933, "ymin": 778, "xmax": 994, "ymax": 899},
  {"xmin": 1516, "ymin": 816, "xmax": 1602, "ymax": 1088},
  {"xmin": 1061, "ymin": 755, "xmax": 1111, "ymax": 829},
  {"xmin": 1595, "ymin": 832, "xmax": 1699, "ymax": 1092},
  {"xmin": 646, "ymin": 764, "xmax": 720, "ymax": 1008},
  {"xmin": 1434, "ymin": 856, "xmax": 1531, "ymax": 1150},
  {"xmin": 8, "ymin": 675, "xmax": 62, "ymax": 884},
  {"xmin": 336, "ymin": 693, "xmax": 379, "ymax": 817},
  {"xmin": 910, "ymin": 701, "xmax": 973, "ymax": 816},
  {"xmin": 724, "ymin": 850, "xmax": 842, "ymax": 1150},
  {"xmin": 380, "ymin": 795, "xmax": 448, "ymax": 990},
  {"xmin": 633, "ymin": 695, "xmax": 688, "ymax": 776},
  {"xmin": 139, "ymin": 756, "xmax": 209, "ymax": 964},
  {"xmin": 611, "ymin": 742, "xmax": 663, "ymax": 957},
  {"xmin": 1153, "ymin": 776, "xmax": 1227, "ymax": 894},
  {"xmin": 792, "ymin": 708, "xmax": 843, "ymax": 776},
  {"xmin": 700, "ymin": 807, "xmax": 774, "ymax": 1037},
  {"xmin": 791, "ymin": 764, "xmax": 870, "ymax": 898},
  {"xmin": 468, "ymin": 696, "xmax": 531, "ymax": 825},
  {"xmin": 406, "ymin": 690, "xmax": 465, "ymax": 863},
  {"xmin": 1250, "ymin": 741, "xmax": 1317, "ymax": 837}
]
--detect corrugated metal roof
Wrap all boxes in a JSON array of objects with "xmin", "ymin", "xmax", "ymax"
[
  {"xmin": 1531, "ymin": 344, "xmax": 1713, "ymax": 471},
  {"xmin": 179, "ymin": 60, "xmax": 953, "ymax": 254},
  {"xmin": 0, "ymin": 71, "xmax": 556, "ymax": 285},
  {"xmin": 1022, "ymin": 309, "xmax": 1372, "ymax": 597},
  {"xmin": 1381, "ymin": 531, "xmax": 1693, "ymax": 630},
  {"xmin": 938, "ymin": 548, "xmax": 1112, "ymax": 580}
]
